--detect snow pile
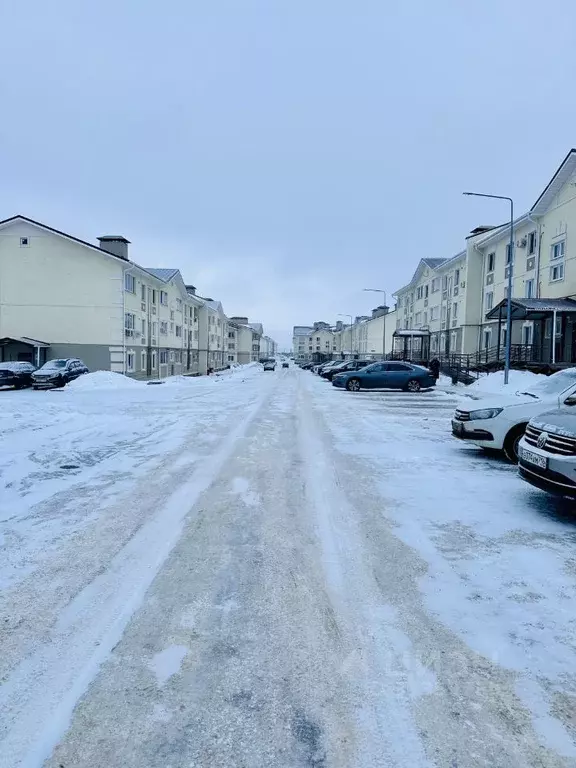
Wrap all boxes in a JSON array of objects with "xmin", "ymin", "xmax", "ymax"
[
  {"xmin": 467, "ymin": 369, "xmax": 544, "ymax": 394},
  {"xmin": 66, "ymin": 371, "xmax": 144, "ymax": 391}
]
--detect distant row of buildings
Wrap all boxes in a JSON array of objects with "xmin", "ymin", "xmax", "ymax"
[
  {"xmin": 0, "ymin": 216, "xmax": 276, "ymax": 378},
  {"xmin": 295, "ymin": 148, "xmax": 576, "ymax": 368}
]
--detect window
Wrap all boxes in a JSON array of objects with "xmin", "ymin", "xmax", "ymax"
[
  {"xmin": 487, "ymin": 252, "xmax": 495, "ymax": 272},
  {"xmin": 551, "ymin": 240, "xmax": 565, "ymax": 260},
  {"xmin": 126, "ymin": 350, "xmax": 135, "ymax": 372},
  {"xmin": 441, "ymin": 305, "xmax": 447, "ymax": 320},
  {"xmin": 170, "ymin": 322, "xmax": 174, "ymax": 333},
  {"xmin": 160, "ymin": 290, "xmax": 168, "ymax": 305},
  {"xmin": 452, "ymin": 302, "xmax": 458, "ymax": 319},
  {"xmin": 505, "ymin": 243, "xmax": 514, "ymax": 265},
  {"xmin": 550, "ymin": 263, "xmax": 565, "ymax": 282},
  {"xmin": 528, "ymin": 231, "xmax": 537, "ymax": 255},
  {"xmin": 141, "ymin": 350, "xmax": 147, "ymax": 370},
  {"xmin": 159, "ymin": 350, "xmax": 168, "ymax": 365},
  {"xmin": 417, "ymin": 286, "xmax": 424, "ymax": 300},
  {"xmin": 442, "ymin": 275, "xmax": 448, "ymax": 290},
  {"xmin": 176, "ymin": 298, "xmax": 182, "ymax": 311},
  {"xmin": 141, "ymin": 284, "xmax": 146, "ymax": 301},
  {"xmin": 152, "ymin": 321, "xmax": 158, "ymax": 338},
  {"xmin": 525, "ymin": 279, "xmax": 535, "ymax": 299},
  {"xmin": 485, "ymin": 291, "xmax": 493, "ymax": 310},
  {"xmin": 483, "ymin": 328, "xmax": 492, "ymax": 349},
  {"xmin": 454, "ymin": 268, "xmax": 460, "ymax": 285},
  {"xmin": 424, "ymin": 284, "xmax": 429, "ymax": 298},
  {"xmin": 141, "ymin": 319, "xmax": 146, "ymax": 336},
  {"xmin": 415, "ymin": 311, "xmax": 422, "ymax": 324},
  {"xmin": 170, "ymin": 310, "xmax": 175, "ymax": 320},
  {"xmin": 504, "ymin": 286, "xmax": 509, "ymax": 299},
  {"xmin": 124, "ymin": 312, "xmax": 136, "ymax": 336},
  {"xmin": 160, "ymin": 321, "xmax": 168, "ymax": 335},
  {"xmin": 316, "ymin": 337, "xmax": 320, "ymax": 342},
  {"xmin": 175, "ymin": 325, "xmax": 182, "ymax": 338},
  {"xmin": 124, "ymin": 273, "xmax": 136, "ymax": 293},
  {"xmin": 169, "ymin": 351, "xmax": 174, "ymax": 362},
  {"xmin": 20, "ymin": 237, "xmax": 29, "ymax": 247},
  {"xmin": 423, "ymin": 312, "xmax": 427, "ymax": 326},
  {"xmin": 151, "ymin": 289, "xmax": 157, "ymax": 305},
  {"xmin": 228, "ymin": 331, "xmax": 235, "ymax": 338},
  {"xmin": 431, "ymin": 278, "xmax": 440, "ymax": 292},
  {"xmin": 522, "ymin": 324, "xmax": 533, "ymax": 345},
  {"xmin": 151, "ymin": 351, "xmax": 157, "ymax": 369},
  {"xmin": 228, "ymin": 355, "xmax": 235, "ymax": 362}
]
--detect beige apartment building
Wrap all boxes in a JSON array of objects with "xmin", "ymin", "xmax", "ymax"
[
  {"xmin": 391, "ymin": 148, "xmax": 576, "ymax": 366},
  {"xmin": 0, "ymin": 215, "xmax": 274, "ymax": 377}
]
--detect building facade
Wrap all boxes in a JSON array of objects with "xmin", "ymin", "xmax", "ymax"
[{"xmin": 0, "ymin": 215, "xmax": 275, "ymax": 377}]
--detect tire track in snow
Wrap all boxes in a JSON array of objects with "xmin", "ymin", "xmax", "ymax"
[
  {"xmin": 0, "ymin": 375, "xmax": 278, "ymax": 768},
  {"xmin": 296, "ymin": 375, "xmax": 434, "ymax": 768}
]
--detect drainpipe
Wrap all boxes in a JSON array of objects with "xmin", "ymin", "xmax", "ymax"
[{"xmin": 526, "ymin": 213, "xmax": 543, "ymax": 298}]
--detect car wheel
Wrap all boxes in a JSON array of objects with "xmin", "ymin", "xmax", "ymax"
[
  {"xmin": 346, "ymin": 378, "xmax": 361, "ymax": 392},
  {"xmin": 405, "ymin": 379, "xmax": 421, "ymax": 392},
  {"xmin": 503, "ymin": 424, "xmax": 527, "ymax": 463},
  {"xmin": 56, "ymin": 377, "xmax": 66, "ymax": 388},
  {"xmin": 32, "ymin": 386, "xmax": 38, "ymax": 391}
]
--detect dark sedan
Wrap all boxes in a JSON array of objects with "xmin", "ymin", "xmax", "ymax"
[
  {"xmin": 0, "ymin": 361, "xmax": 36, "ymax": 389},
  {"xmin": 32, "ymin": 358, "xmax": 89, "ymax": 389},
  {"xmin": 321, "ymin": 360, "xmax": 371, "ymax": 381},
  {"xmin": 332, "ymin": 361, "xmax": 436, "ymax": 392}
]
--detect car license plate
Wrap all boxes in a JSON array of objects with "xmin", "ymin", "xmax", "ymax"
[
  {"xmin": 520, "ymin": 448, "xmax": 548, "ymax": 469},
  {"xmin": 452, "ymin": 420, "xmax": 464, "ymax": 436}
]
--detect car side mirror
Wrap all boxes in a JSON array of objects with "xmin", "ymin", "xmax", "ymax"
[{"xmin": 564, "ymin": 395, "xmax": 576, "ymax": 406}]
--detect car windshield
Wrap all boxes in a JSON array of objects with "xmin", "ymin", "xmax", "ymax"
[
  {"xmin": 522, "ymin": 369, "xmax": 576, "ymax": 397},
  {"xmin": 39, "ymin": 360, "xmax": 67, "ymax": 370}
]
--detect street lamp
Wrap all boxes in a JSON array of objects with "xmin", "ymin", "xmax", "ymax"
[
  {"xmin": 363, "ymin": 288, "xmax": 387, "ymax": 359},
  {"xmin": 338, "ymin": 314, "xmax": 353, "ymax": 358},
  {"xmin": 463, "ymin": 191, "xmax": 514, "ymax": 385}
]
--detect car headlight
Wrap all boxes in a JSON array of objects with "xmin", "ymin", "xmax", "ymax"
[{"xmin": 469, "ymin": 408, "xmax": 503, "ymax": 420}]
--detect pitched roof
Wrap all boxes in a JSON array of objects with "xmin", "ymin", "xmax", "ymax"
[
  {"xmin": 143, "ymin": 268, "xmax": 180, "ymax": 282},
  {"xmin": 0, "ymin": 215, "xmax": 127, "ymax": 262},
  {"xmin": 531, "ymin": 148, "xmax": 576, "ymax": 216},
  {"xmin": 422, "ymin": 258, "xmax": 447, "ymax": 269}
]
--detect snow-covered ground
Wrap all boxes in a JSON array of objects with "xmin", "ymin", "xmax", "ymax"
[{"xmin": 1, "ymin": 366, "xmax": 576, "ymax": 767}]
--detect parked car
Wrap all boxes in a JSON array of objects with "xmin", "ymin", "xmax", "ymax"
[
  {"xmin": 282, "ymin": 361, "xmax": 289, "ymax": 368},
  {"xmin": 0, "ymin": 361, "xmax": 36, "ymax": 389},
  {"xmin": 451, "ymin": 368, "xmax": 576, "ymax": 462},
  {"xmin": 322, "ymin": 360, "xmax": 371, "ymax": 381},
  {"xmin": 332, "ymin": 361, "xmax": 436, "ymax": 392},
  {"xmin": 32, "ymin": 358, "xmax": 89, "ymax": 389},
  {"xmin": 518, "ymin": 408, "xmax": 576, "ymax": 497},
  {"xmin": 263, "ymin": 359, "xmax": 276, "ymax": 371},
  {"xmin": 317, "ymin": 361, "xmax": 341, "ymax": 375}
]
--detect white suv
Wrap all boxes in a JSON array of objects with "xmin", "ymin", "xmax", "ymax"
[{"xmin": 451, "ymin": 369, "xmax": 576, "ymax": 462}]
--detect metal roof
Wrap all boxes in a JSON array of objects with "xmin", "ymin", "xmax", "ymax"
[
  {"xmin": 143, "ymin": 268, "xmax": 180, "ymax": 282},
  {"xmin": 0, "ymin": 336, "xmax": 50, "ymax": 347},
  {"xmin": 422, "ymin": 258, "xmax": 447, "ymax": 269},
  {"xmin": 486, "ymin": 297, "xmax": 576, "ymax": 321}
]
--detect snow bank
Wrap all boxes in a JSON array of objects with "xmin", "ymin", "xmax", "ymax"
[
  {"xmin": 467, "ymin": 369, "xmax": 544, "ymax": 394},
  {"xmin": 67, "ymin": 371, "xmax": 144, "ymax": 391}
]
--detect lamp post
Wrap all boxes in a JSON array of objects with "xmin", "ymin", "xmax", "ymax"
[
  {"xmin": 464, "ymin": 191, "xmax": 514, "ymax": 385},
  {"xmin": 338, "ymin": 314, "xmax": 353, "ymax": 358},
  {"xmin": 363, "ymin": 288, "xmax": 387, "ymax": 359}
]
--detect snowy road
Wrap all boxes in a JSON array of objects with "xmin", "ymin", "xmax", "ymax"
[{"xmin": 2, "ymin": 367, "xmax": 576, "ymax": 767}]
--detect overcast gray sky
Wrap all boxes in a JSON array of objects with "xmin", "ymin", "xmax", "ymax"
[{"xmin": 2, "ymin": 0, "xmax": 576, "ymax": 348}]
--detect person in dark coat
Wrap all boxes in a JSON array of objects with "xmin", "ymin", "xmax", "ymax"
[{"xmin": 429, "ymin": 357, "xmax": 440, "ymax": 381}]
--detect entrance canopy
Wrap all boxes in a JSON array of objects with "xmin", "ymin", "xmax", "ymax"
[
  {"xmin": 486, "ymin": 297, "xmax": 576, "ymax": 321},
  {"xmin": 0, "ymin": 336, "xmax": 50, "ymax": 366}
]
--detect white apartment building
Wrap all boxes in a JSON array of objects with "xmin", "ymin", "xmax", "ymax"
[
  {"xmin": 230, "ymin": 317, "xmax": 263, "ymax": 364},
  {"xmin": 0, "ymin": 215, "xmax": 275, "ymax": 377}
]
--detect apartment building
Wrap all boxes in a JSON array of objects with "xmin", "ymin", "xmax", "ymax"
[
  {"xmin": 230, "ymin": 317, "xmax": 263, "ymax": 364},
  {"xmin": 0, "ymin": 215, "xmax": 275, "ymax": 377},
  {"xmin": 292, "ymin": 322, "xmax": 341, "ymax": 361},
  {"xmin": 390, "ymin": 148, "xmax": 576, "ymax": 366},
  {"xmin": 346, "ymin": 307, "xmax": 397, "ymax": 358}
]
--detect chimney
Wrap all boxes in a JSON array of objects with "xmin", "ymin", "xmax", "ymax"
[
  {"xmin": 98, "ymin": 235, "xmax": 130, "ymax": 261},
  {"xmin": 335, "ymin": 320, "xmax": 343, "ymax": 331},
  {"xmin": 230, "ymin": 316, "xmax": 249, "ymax": 324},
  {"xmin": 371, "ymin": 305, "xmax": 389, "ymax": 319},
  {"xmin": 185, "ymin": 284, "xmax": 196, "ymax": 295}
]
